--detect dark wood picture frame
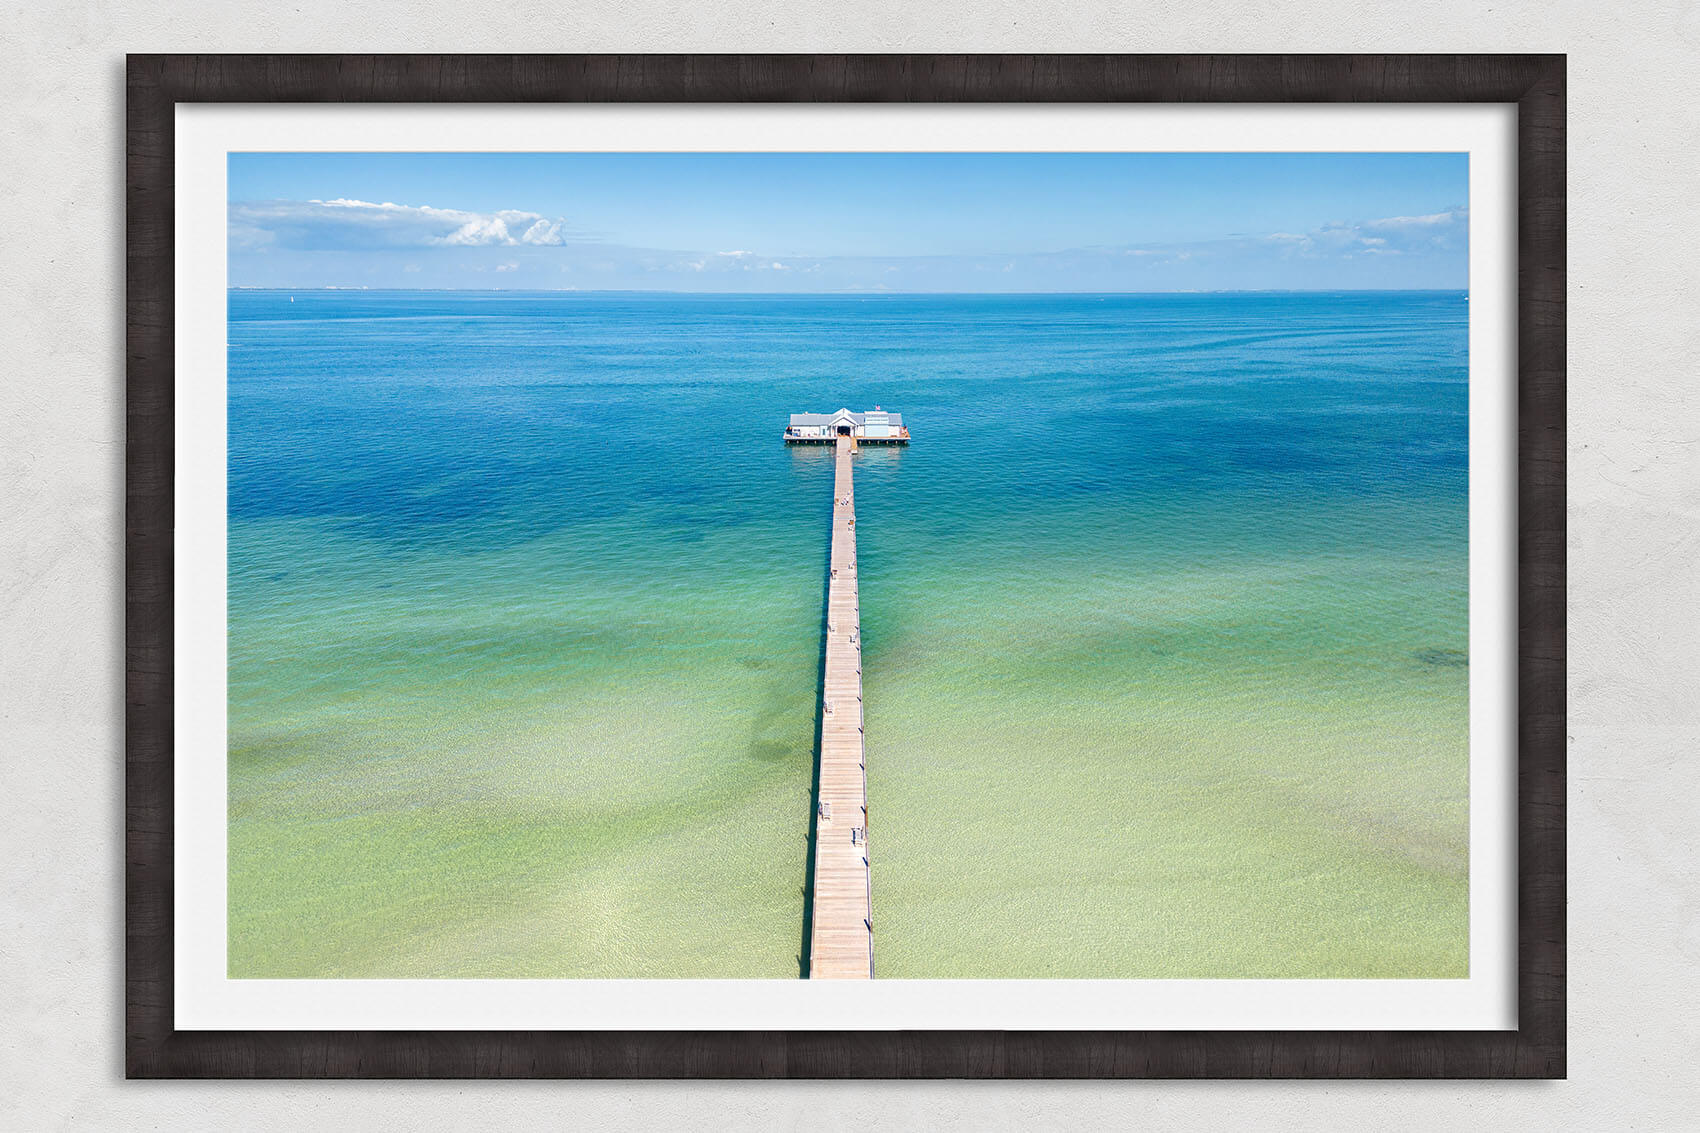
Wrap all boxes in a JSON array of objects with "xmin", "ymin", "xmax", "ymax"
[{"xmin": 126, "ymin": 53, "xmax": 1565, "ymax": 1078}]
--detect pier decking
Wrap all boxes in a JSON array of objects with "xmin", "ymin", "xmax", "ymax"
[{"xmin": 808, "ymin": 435, "xmax": 874, "ymax": 979}]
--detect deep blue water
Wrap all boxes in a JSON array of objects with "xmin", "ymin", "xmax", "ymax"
[{"xmin": 229, "ymin": 291, "xmax": 1467, "ymax": 547}]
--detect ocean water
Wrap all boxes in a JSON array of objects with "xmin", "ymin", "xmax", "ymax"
[{"xmin": 227, "ymin": 290, "xmax": 1469, "ymax": 979}]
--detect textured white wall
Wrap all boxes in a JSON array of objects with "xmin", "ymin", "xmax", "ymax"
[{"xmin": 2, "ymin": 2, "xmax": 1696, "ymax": 1126}]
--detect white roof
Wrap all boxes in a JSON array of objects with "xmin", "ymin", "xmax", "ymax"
[{"xmin": 789, "ymin": 409, "xmax": 904, "ymax": 427}]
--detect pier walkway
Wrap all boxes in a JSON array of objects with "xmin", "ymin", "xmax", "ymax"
[{"xmin": 808, "ymin": 435, "xmax": 873, "ymax": 979}]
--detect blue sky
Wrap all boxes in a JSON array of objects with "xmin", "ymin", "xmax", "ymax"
[{"xmin": 228, "ymin": 153, "xmax": 1469, "ymax": 292}]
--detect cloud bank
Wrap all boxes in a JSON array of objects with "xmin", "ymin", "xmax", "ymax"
[
  {"xmin": 229, "ymin": 198, "xmax": 1469, "ymax": 292},
  {"xmin": 229, "ymin": 198, "xmax": 572, "ymax": 251}
]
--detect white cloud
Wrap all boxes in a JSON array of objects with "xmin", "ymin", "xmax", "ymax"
[
  {"xmin": 229, "ymin": 198, "xmax": 572, "ymax": 250},
  {"xmin": 494, "ymin": 261, "xmax": 520, "ymax": 272},
  {"xmin": 1254, "ymin": 206, "xmax": 1467, "ymax": 259},
  {"xmin": 1367, "ymin": 209, "xmax": 1463, "ymax": 228},
  {"xmin": 1110, "ymin": 243, "xmax": 1202, "ymax": 264},
  {"xmin": 440, "ymin": 215, "xmax": 515, "ymax": 246},
  {"xmin": 517, "ymin": 218, "xmax": 565, "ymax": 245}
]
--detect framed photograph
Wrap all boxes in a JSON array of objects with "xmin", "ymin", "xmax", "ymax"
[{"xmin": 127, "ymin": 54, "xmax": 1565, "ymax": 1077}]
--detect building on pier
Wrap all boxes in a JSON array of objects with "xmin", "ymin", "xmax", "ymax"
[{"xmin": 784, "ymin": 407, "xmax": 909, "ymax": 443}]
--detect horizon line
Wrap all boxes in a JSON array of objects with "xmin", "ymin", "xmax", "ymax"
[{"xmin": 228, "ymin": 286, "xmax": 1468, "ymax": 296}]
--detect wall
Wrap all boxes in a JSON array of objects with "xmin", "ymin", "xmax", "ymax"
[{"xmin": 3, "ymin": 2, "xmax": 1697, "ymax": 1127}]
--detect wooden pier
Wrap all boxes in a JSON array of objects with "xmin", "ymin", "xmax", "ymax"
[{"xmin": 808, "ymin": 435, "xmax": 874, "ymax": 979}]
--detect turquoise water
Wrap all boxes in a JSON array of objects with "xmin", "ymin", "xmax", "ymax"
[{"xmin": 227, "ymin": 290, "xmax": 1469, "ymax": 978}]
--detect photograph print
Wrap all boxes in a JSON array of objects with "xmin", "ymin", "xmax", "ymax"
[{"xmin": 225, "ymin": 150, "xmax": 1473, "ymax": 983}]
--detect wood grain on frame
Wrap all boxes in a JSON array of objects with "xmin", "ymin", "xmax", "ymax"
[{"xmin": 126, "ymin": 53, "xmax": 1565, "ymax": 1078}]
